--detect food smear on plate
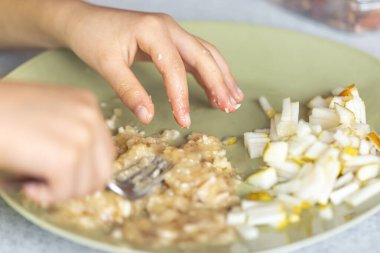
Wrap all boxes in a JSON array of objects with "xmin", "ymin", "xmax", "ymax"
[{"xmin": 232, "ymin": 84, "xmax": 380, "ymax": 239}]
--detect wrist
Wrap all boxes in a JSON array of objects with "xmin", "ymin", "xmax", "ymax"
[
  {"xmin": 31, "ymin": 0, "xmax": 92, "ymax": 48},
  {"xmin": 26, "ymin": 0, "xmax": 88, "ymax": 48}
]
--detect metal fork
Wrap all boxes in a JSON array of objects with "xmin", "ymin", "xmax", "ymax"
[{"xmin": 107, "ymin": 156, "xmax": 173, "ymax": 200}]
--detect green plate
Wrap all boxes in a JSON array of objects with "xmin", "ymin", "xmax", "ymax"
[{"xmin": 1, "ymin": 22, "xmax": 380, "ymax": 253}]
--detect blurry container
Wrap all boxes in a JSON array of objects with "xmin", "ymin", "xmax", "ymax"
[{"xmin": 273, "ymin": 0, "xmax": 380, "ymax": 33}]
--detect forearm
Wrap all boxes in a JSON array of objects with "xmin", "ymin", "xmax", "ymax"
[{"xmin": 0, "ymin": 0, "xmax": 83, "ymax": 49}]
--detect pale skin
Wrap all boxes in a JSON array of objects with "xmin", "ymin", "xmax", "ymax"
[{"xmin": 0, "ymin": 0, "xmax": 244, "ymax": 204}]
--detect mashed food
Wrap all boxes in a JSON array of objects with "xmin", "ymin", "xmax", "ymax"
[{"xmin": 36, "ymin": 126, "xmax": 240, "ymax": 247}]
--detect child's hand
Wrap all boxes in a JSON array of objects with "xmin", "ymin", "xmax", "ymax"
[
  {"xmin": 53, "ymin": 2, "xmax": 244, "ymax": 128},
  {"xmin": 0, "ymin": 83, "xmax": 115, "ymax": 204}
]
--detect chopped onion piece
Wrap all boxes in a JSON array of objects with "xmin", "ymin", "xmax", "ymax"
[
  {"xmin": 288, "ymin": 135, "xmax": 317, "ymax": 157},
  {"xmin": 244, "ymin": 202, "xmax": 283, "ymax": 218},
  {"xmin": 268, "ymin": 161, "xmax": 300, "ymax": 179},
  {"xmin": 344, "ymin": 155, "xmax": 379, "ymax": 167},
  {"xmin": 273, "ymin": 179, "xmax": 300, "ymax": 194},
  {"xmin": 350, "ymin": 136, "xmax": 360, "ymax": 148},
  {"xmin": 296, "ymin": 120, "xmax": 312, "ymax": 136},
  {"xmin": 244, "ymin": 132, "xmax": 269, "ymax": 147},
  {"xmin": 309, "ymin": 116, "xmax": 339, "ymax": 130},
  {"xmin": 317, "ymin": 160, "xmax": 341, "ymax": 205},
  {"xmin": 329, "ymin": 97, "xmax": 345, "ymax": 109},
  {"xmin": 227, "ymin": 211, "xmax": 247, "ymax": 225},
  {"xmin": 241, "ymin": 200, "xmax": 268, "ymax": 210},
  {"xmin": 281, "ymin": 98, "xmax": 292, "ymax": 122},
  {"xmin": 352, "ymin": 124, "xmax": 371, "ymax": 138},
  {"xmin": 310, "ymin": 124, "xmax": 322, "ymax": 135},
  {"xmin": 304, "ymin": 141, "xmax": 329, "ymax": 160},
  {"xmin": 270, "ymin": 118, "xmax": 279, "ymax": 141},
  {"xmin": 244, "ymin": 132, "xmax": 270, "ymax": 159},
  {"xmin": 335, "ymin": 103, "xmax": 356, "ymax": 125},
  {"xmin": 277, "ymin": 121, "xmax": 297, "ymax": 138},
  {"xmin": 341, "ymin": 146, "xmax": 359, "ymax": 162},
  {"xmin": 263, "ymin": 142, "xmax": 288, "ymax": 163},
  {"xmin": 277, "ymin": 194, "xmax": 305, "ymax": 214},
  {"xmin": 345, "ymin": 180, "xmax": 380, "ymax": 206},
  {"xmin": 330, "ymin": 181, "xmax": 360, "ymax": 205},
  {"xmin": 345, "ymin": 98, "xmax": 366, "ymax": 124},
  {"xmin": 258, "ymin": 96, "xmax": 275, "ymax": 118},
  {"xmin": 359, "ymin": 140, "xmax": 372, "ymax": 155},
  {"xmin": 246, "ymin": 204, "xmax": 286, "ymax": 227},
  {"xmin": 311, "ymin": 108, "xmax": 338, "ymax": 119},
  {"xmin": 318, "ymin": 131, "xmax": 335, "ymax": 144},
  {"xmin": 315, "ymin": 147, "xmax": 340, "ymax": 165},
  {"xmin": 248, "ymin": 144, "xmax": 267, "ymax": 159},
  {"xmin": 308, "ymin": 96, "xmax": 328, "ymax": 108},
  {"xmin": 245, "ymin": 167, "xmax": 278, "ymax": 190},
  {"xmin": 333, "ymin": 130, "xmax": 351, "ymax": 147},
  {"xmin": 291, "ymin": 102, "xmax": 299, "ymax": 123},
  {"xmin": 356, "ymin": 164, "xmax": 379, "ymax": 181},
  {"xmin": 236, "ymin": 225, "xmax": 259, "ymax": 240},
  {"xmin": 334, "ymin": 172, "xmax": 354, "ymax": 189},
  {"xmin": 319, "ymin": 205, "xmax": 334, "ymax": 220},
  {"xmin": 294, "ymin": 164, "xmax": 326, "ymax": 203}
]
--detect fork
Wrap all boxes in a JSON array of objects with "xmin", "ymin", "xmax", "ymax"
[{"xmin": 107, "ymin": 156, "xmax": 173, "ymax": 200}]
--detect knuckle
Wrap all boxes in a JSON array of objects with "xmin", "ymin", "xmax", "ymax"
[
  {"xmin": 80, "ymin": 106, "xmax": 100, "ymax": 123},
  {"xmin": 158, "ymin": 13, "xmax": 174, "ymax": 23},
  {"xmin": 95, "ymin": 49, "xmax": 117, "ymax": 72},
  {"xmin": 61, "ymin": 145, "xmax": 79, "ymax": 169},
  {"xmin": 73, "ymin": 124, "xmax": 93, "ymax": 147},
  {"xmin": 140, "ymin": 14, "xmax": 166, "ymax": 31}
]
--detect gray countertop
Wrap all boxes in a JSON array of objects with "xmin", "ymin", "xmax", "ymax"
[{"xmin": 1, "ymin": 1, "xmax": 380, "ymax": 252}]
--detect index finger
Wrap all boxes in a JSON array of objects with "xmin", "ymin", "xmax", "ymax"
[{"xmin": 137, "ymin": 31, "xmax": 190, "ymax": 128}]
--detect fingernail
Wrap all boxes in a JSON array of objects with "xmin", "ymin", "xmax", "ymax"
[
  {"xmin": 235, "ymin": 103, "xmax": 241, "ymax": 110},
  {"xmin": 236, "ymin": 86, "xmax": 244, "ymax": 97},
  {"xmin": 135, "ymin": 105, "xmax": 151, "ymax": 123},
  {"xmin": 230, "ymin": 96, "xmax": 237, "ymax": 106},
  {"xmin": 181, "ymin": 113, "xmax": 191, "ymax": 128}
]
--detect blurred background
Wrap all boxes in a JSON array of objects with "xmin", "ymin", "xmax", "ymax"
[{"xmin": 1, "ymin": 0, "xmax": 380, "ymax": 253}]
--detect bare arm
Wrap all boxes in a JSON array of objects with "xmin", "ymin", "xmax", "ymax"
[{"xmin": 0, "ymin": 0, "xmax": 73, "ymax": 48}]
